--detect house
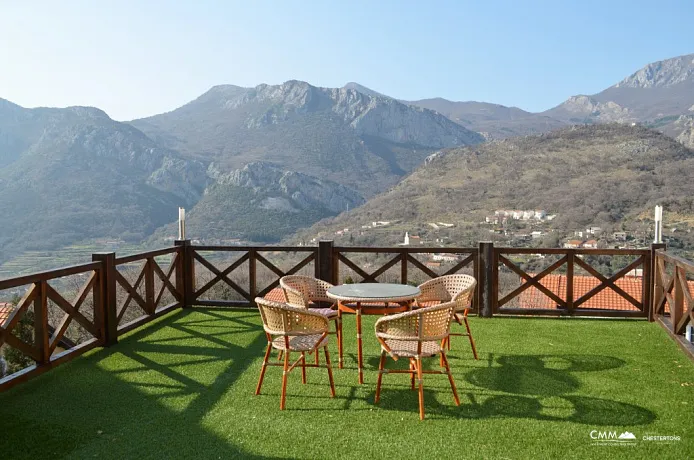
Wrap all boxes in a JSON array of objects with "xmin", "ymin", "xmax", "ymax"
[
  {"xmin": 586, "ymin": 227, "xmax": 602, "ymax": 235},
  {"xmin": 0, "ymin": 303, "xmax": 15, "ymax": 325},
  {"xmin": 522, "ymin": 211, "xmax": 534, "ymax": 220},
  {"xmin": 534, "ymin": 210, "xmax": 547, "ymax": 219},
  {"xmin": 546, "ymin": 214, "xmax": 557, "ymax": 221},
  {"xmin": 425, "ymin": 262, "xmax": 441, "ymax": 269},
  {"xmin": 372, "ymin": 221, "xmax": 391, "ymax": 227},
  {"xmin": 563, "ymin": 240, "xmax": 582, "ymax": 249},
  {"xmin": 613, "ymin": 232, "xmax": 627, "ymax": 241},
  {"xmin": 574, "ymin": 231, "xmax": 584, "ymax": 238},
  {"xmin": 512, "ymin": 210, "xmax": 523, "ymax": 220},
  {"xmin": 531, "ymin": 231, "xmax": 544, "ymax": 239},
  {"xmin": 582, "ymin": 240, "xmax": 598, "ymax": 249},
  {"xmin": 485, "ymin": 216, "xmax": 499, "ymax": 224},
  {"xmin": 431, "ymin": 253, "xmax": 460, "ymax": 262}
]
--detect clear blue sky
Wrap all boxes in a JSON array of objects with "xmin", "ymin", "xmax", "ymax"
[{"xmin": 1, "ymin": 0, "xmax": 692, "ymax": 120}]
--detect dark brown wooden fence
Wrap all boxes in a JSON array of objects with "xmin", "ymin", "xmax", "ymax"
[
  {"xmin": 653, "ymin": 248, "xmax": 694, "ymax": 357},
  {"xmin": 2, "ymin": 239, "xmax": 692, "ymax": 390}
]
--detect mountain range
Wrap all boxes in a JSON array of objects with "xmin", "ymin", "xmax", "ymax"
[
  {"xmin": 1, "ymin": 52, "xmax": 694, "ymax": 269},
  {"xmin": 295, "ymin": 124, "xmax": 694, "ymax": 247}
]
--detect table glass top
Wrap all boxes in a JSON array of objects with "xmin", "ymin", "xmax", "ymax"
[{"xmin": 327, "ymin": 283, "xmax": 420, "ymax": 299}]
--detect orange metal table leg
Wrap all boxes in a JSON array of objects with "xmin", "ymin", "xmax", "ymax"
[
  {"xmin": 337, "ymin": 306, "xmax": 344, "ymax": 369},
  {"xmin": 356, "ymin": 302, "xmax": 363, "ymax": 384}
]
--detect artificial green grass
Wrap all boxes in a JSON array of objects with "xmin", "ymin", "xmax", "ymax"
[{"xmin": 1, "ymin": 309, "xmax": 693, "ymax": 459}]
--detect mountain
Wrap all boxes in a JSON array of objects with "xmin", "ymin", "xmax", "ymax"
[
  {"xmin": 153, "ymin": 161, "xmax": 365, "ymax": 243},
  {"xmin": 407, "ymin": 98, "xmax": 566, "ymax": 139},
  {"xmin": 0, "ymin": 100, "xmax": 207, "ymax": 263},
  {"xmin": 295, "ymin": 124, "xmax": 694, "ymax": 247},
  {"xmin": 130, "ymin": 80, "xmax": 484, "ymax": 197},
  {"xmin": 544, "ymin": 54, "xmax": 694, "ymax": 139}
]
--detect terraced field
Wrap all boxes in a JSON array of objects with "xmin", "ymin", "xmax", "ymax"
[{"xmin": 0, "ymin": 241, "xmax": 150, "ymax": 279}]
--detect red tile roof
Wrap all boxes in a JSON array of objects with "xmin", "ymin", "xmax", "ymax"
[
  {"xmin": 517, "ymin": 274, "xmax": 644, "ymax": 311},
  {"xmin": 0, "ymin": 304, "xmax": 15, "ymax": 326}
]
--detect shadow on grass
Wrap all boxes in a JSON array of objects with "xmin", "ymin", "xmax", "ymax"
[
  {"xmin": 0, "ymin": 308, "xmax": 279, "ymax": 459},
  {"xmin": 370, "ymin": 353, "xmax": 655, "ymax": 425}
]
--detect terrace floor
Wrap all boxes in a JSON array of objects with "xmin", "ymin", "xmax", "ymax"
[{"xmin": 1, "ymin": 309, "xmax": 693, "ymax": 459}]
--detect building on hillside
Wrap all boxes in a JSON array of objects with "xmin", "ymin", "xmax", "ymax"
[
  {"xmin": 425, "ymin": 261, "xmax": 441, "ymax": 269},
  {"xmin": 563, "ymin": 240, "xmax": 582, "ymax": 249},
  {"xmin": 574, "ymin": 231, "xmax": 584, "ymax": 238},
  {"xmin": 431, "ymin": 253, "xmax": 460, "ymax": 262},
  {"xmin": 372, "ymin": 221, "xmax": 391, "ymax": 227},
  {"xmin": 582, "ymin": 240, "xmax": 598, "ymax": 249},
  {"xmin": 437, "ymin": 222, "xmax": 455, "ymax": 228},
  {"xmin": 399, "ymin": 232, "xmax": 410, "ymax": 246},
  {"xmin": 522, "ymin": 211, "xmax": 534, "ymax": 220},
  {"xmin": 531, "ymin": 231, "xmax": 544, "ymax": 239},
  {"xmin": 613, "ymin": 232, "xmax": 627, "ymax": 241},
  {"xmin": 534, "ymin": 210, "xmax": 547, "ymax": 219},
  {"xmin": 485, "ymin": 216, "xmax": 499, "ymax": 224},
  {"xmin": 0, "ymin": 303, "xmax": 14, "ymax": 325},
  {"xmin": 586, "ymin": 227, "xmax": 603, "ymax": 235}
]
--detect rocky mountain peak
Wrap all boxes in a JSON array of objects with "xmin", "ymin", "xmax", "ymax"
[{"xmin": 615, "ymin": 53, "xmax": 694, "ymax": 89}]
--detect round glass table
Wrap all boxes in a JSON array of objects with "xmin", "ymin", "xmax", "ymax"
[{"xmin": 326, "ymin": 283, "xmax": 421, "ymax": 384}]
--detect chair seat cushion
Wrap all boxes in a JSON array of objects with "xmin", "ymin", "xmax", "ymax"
[
  {"xmin": 382, "ymin": 339, "xmax": 442, "ymax": 358},
  {"xmin": 272, "ymin": 334, "xmax": 328, "ymax": 351},
  {"xmin": 309, "ymin": 307, "xmax": 338, "ymax": 318}
]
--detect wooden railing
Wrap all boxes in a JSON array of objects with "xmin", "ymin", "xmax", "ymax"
[
  {"xmin": 494, "ymin": 247, "xmax": 652, "ymax": 318},
  {"xmin": 653, "ymin": 249, "xmax": 694, "ymax": 356},
  {"xmin": 2, "ymin": 239, "xmax": 692, "ymax": 390},
  {"xmin": 0, "ymin": 261, "xmax": 104, "ymax": 390}
]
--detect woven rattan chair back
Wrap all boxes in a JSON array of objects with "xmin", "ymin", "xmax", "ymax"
[
  {"xmin": 280, "ymin": 275, "xmax": 334, "ymax": 308},
  {"xmin": 375, "ymin": 301, "xmax": 456, "ymax": 344},
  {"xmin": 418, "ymin": 274, "xmax": 476, "ymax": 312},
  {"xmin": 256, "ymin": 297, "xmax": 328, "ymax": 336}
]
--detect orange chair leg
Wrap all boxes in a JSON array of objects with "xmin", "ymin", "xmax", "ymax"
[
  {"xmin": 277, "ymin": 350, "xmax": 283, "ymax": 361},
  {"xmin": 280, "ymin": 350, "xmax": 290, "ymax": 410},
  {"xmin": 255, "ymin": 342, "xmax": 272, "ymax": 395},
  {"xmin": 416, "ymin": 357, "xmax": 425, "ymax": 420},
  {"xmin": 464, "ymin": 316, "xmax": 479, "ymax": 360},
  {"xmin": 301, "ymin": 352, "xmax": 307, "ymax": 384},
  {"xmin": 441, "ymin": 351, "xmax": 460, "ymax": 406},
  {"xmin": 375, "ymin": 351, "xmax": 386, "ymax": 404},
  {"xmin": 324, "ymin": 346, "xmax": 336, "ymax": 397},
  {"xmin": 410, "ymin": 359, "xmax": 416, "ymax": 390}
]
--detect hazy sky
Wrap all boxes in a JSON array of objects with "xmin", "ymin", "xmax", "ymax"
[{"xmin": 1, "ymin": 0, "xmax": 692, "ymax": 121}]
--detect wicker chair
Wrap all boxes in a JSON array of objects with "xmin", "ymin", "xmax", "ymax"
[
  {"xmin": 374, "ymin": 301, "xmax": 460, "ymax": 420},
  {"xmin": 417, "ymin": 275, "xmax": 478, "ymax": 359},
  {"xmin": 279, "ymin": 275, "xmax": 341, "ymax": 364},
  {"xmin": 255, "ymin": 297, "xmax": 336, "ymax": 410}
]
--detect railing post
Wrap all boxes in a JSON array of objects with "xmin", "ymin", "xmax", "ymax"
[
  {"xmin": 566, "ymin": 250, "xmax": 575, "ymax": 314},
  {"xmin": 317, "ymin": 240, "xmax": 335, "ymax": 284},
  {"xmin": 175, "ymin": 240, "xmax": 193, "ymax": 308},
  {"xmin": 649, "ymin": 243, "xmax": 666, "ymax": 322},
  {"xmin": 93, "ymin": 252, "xmax": 118, "ymax": 346},
  {"xmin": 34, "ymin": 281, "xmax": 49, "ymax": 365},
  {"xmin": 400, "ymin": 249, "xmax": 408, "ymax": 284},
  {"xmin": 249, "ymin": 249, "xmax": 257, "ymax": 301},
  {"xmin": 479, "ymin": 241, "xmax": 494, "ymax": 318}
]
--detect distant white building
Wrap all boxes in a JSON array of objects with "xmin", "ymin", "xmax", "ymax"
[
  {"xmin": 522, "ymin": 211, "xmax": 534, "ymax": 220},
  {"xmin": 399, "ymin": 232, "xmax": 410, "ymax": 246},
  {"xmin": 437, "ymin": 222, "xmax": 455, "ymax": 228},
  {"xmin": 531, "ymin": 231, "xmax": 544, "ymax": 239},
  {"xmin": 372, "ymin": 221, "xmax": 391, "ymax": 227},
  {"xmin": 432, "ymin": 253, "xmax": 459, "ymax": 262}
]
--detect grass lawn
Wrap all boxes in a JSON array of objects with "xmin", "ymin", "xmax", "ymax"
[{"xmin": 1, "ymin": 309, "xmax": 693, "ymax": 459}]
